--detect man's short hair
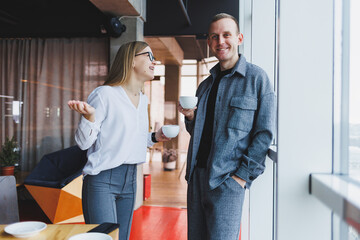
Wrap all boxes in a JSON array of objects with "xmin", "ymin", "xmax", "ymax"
[{"xmin": 209, "ymin": 13, "xmax": 240, "ymax": 34}]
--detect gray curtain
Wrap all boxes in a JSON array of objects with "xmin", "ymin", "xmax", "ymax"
[{"xmin": 0, "ymin": 38, "xmax": 109, "ymax": 171}]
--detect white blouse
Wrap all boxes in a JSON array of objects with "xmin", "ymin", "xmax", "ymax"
[{"xmin": 75, "ymin": 85, "xmax": 155, "ymax": 176}]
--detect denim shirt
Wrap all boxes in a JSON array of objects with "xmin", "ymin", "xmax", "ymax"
[{"xmin": 185, "ymin": 55, "xmax": 276, "ymax": 190}]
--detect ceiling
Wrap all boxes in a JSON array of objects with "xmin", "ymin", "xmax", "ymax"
[
  {"xmin": 143, "ymin": 0, "xmax": 239, "ymax": 60},
  {"xmin": 175, "ymin": 36, "xmax": 210, "ymax": 60},
  {"xmin": 0, "ymin": 0, "xmax": 110, "ymax": 38},
  {"xmin": 0, "ymin": 0, "xmax": 238, "ymax": 60}
]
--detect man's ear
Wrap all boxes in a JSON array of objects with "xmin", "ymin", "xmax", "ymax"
[{"xmin": 238, "ymin": 33, "xmax": 244, "ymax": 45}]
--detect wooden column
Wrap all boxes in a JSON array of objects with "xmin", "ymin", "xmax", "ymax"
[{"xmin": 164, "ymin": 65, "xmax": 181, "ymax": 169}]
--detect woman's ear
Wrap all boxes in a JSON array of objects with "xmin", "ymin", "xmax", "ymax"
[{"xmin": 132, "ymin": 60, "xmax": 135, "ymax": 68}]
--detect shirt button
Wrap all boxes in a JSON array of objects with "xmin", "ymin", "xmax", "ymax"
[{"xmin": 249, "ymin": 176, "xmax": 254, "ymax": 180}]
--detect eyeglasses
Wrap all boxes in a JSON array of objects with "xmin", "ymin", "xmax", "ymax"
[{"xmin": 135, "ymin": 51, "xmax": 156, "ymax": 62}]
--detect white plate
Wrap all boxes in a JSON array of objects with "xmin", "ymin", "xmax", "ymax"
[
  {"xmin": 68, "ymin": 232, "xmax": 112, "ymax": 240},
  {"xmin": 4, "ymin": 221, "xmax": 47, "ymax": 238}
]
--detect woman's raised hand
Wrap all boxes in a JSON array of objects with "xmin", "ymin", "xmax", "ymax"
[{"xmin": 67, "ymin": 100, "xmax": 95, "ymax": 122}]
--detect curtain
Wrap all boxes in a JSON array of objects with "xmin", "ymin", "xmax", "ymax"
[{"xmin": 0, "ymin": 38, "xmax": 109, "ymax": 171}]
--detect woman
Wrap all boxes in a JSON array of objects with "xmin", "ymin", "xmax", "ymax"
[{"xmin": 68, "ymin": 41, "xmax": 169, "ymax": 240}]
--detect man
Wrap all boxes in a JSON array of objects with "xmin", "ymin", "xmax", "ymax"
[{"xmin": 178, "ymin": 13, "xmax": 276, "ymax": 240}]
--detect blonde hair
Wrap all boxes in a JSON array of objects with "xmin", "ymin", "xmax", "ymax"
[{"xmin": 104, "ymin": 41, "xmax": 149, "ymax": 86}]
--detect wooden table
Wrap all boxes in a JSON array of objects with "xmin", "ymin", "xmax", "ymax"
[{"xmin": 0, "ymin": 224, "xmax": 119, "ymax": 240}]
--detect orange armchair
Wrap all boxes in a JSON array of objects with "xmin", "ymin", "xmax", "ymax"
[{"xmin": 24, "ymin": 146, "xmax": 87, "ymax": 223}]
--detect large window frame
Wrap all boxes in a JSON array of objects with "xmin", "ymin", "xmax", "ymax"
[{"xmin": 311, "ymin": 0, "xmax": 360, "ymax": 239}]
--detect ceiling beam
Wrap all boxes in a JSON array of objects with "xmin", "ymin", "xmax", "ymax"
[
  {"xmin": 90, "ymin": 0, "xmax": 140, "ymax": 16},
  {"xmin": 145, "ymin": 37, "xmax": 184, "ymax": 65}
]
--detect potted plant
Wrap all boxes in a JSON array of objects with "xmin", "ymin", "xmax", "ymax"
[
  {"xmin": 162, "ymin": 149, "xmax": 177, "ymax": 171},
  {"xmin": 0, "ymin": 136, "xmax": 20, "ymax": 176}
]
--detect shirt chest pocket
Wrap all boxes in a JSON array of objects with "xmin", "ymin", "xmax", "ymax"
[{"xmin": 227, "ymin": 96, "xmax": 258, "ymax": 132}]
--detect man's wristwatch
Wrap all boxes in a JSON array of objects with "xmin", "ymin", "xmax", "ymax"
[{"xmin": 151, "ymin": 132, "xmax": 158, "ymax": 143}]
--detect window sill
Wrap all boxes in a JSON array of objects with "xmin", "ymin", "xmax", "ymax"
[{"xmin": 310, "ymin": 174, "xmax": 360, "ymax": 232}]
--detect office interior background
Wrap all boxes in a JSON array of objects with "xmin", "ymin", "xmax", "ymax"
[{"xmin": 0, "ymin": 0, "xmax": 359, "ymax": 239}]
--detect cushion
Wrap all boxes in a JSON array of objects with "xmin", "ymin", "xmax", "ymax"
[{"xmin": 24, "ymin": 146, "xmax": 87, "ymax": 188}]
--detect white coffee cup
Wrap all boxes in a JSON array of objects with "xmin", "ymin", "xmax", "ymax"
[
  {"xmin": 162, "ymin": 125, "xmax": 180, "ymax": 138},
  {"xmin": 179, "ymin": 96, "xmax": 198, "ymax": 109}
]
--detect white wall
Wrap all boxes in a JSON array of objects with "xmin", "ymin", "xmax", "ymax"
[{"xmin": 277, "ymin": 0, "xmax": 333, "ymax": 239}]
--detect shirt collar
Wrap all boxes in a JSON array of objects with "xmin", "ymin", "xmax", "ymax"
[{"xmin": 209, "ymin": 54, "xmax": 247, "ymax": 79}]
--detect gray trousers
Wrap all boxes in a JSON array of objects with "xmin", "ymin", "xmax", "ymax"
[
  {"xmin": 82, "ymin": 164, "xmax": 137, "ymax": 240},
  {"xmin": 187, "ymin": 167, "xmax": 245, "ymax": 240}
]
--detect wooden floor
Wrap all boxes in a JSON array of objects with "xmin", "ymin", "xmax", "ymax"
[
  {"xmin": 143, "ymin": 154, "xmax": 187, "ymax": 208},
  {"xmin": 129, "ymin": 154, "xmax": 188, "ymax": 239}
]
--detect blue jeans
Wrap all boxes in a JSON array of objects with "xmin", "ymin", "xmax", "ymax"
[
  {"xmin": 187, "ymin": 167, "xmax": 245, "ymax": 240},
  {"xmin": 82, "ymin": 164, "xmax": 137, "ymax": 240}
]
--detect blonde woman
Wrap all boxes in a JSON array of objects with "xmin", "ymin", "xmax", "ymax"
[{"xmin": 68, "ymin": 41, "xmax": 169, "ymax": 240}]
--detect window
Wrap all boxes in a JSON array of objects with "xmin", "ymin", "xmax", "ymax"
[
  {"xmin": 334, "ymin": 0, "xmax": 360, "ymax": 182},
  {"xmin": 348, "ymin": 0, "xmax": 360, "ymax": 178},
  {"xmin": 333, "ymin": 0, "xmax": 360, "ymax": 238}
]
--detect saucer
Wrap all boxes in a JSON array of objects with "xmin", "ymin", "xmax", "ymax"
[
  {"xmin": 5, "ymin": 221, "xmax": 47, "ymax": 238},
  {"xmin": 68, "ymin": 232, "xmax": 112, "ymax": 240}
]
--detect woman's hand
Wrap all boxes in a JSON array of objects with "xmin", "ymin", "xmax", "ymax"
[
  {"xmin": 67, "ymin": 100, "xmax": 95, "ymax": 122},
  {"xmin": 177, "ymin": 102, "xmax": 197, "ymax": 121},
  {"xmin": 154, "ymin": 128, "xmax": 171, "ymax": 142}
]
